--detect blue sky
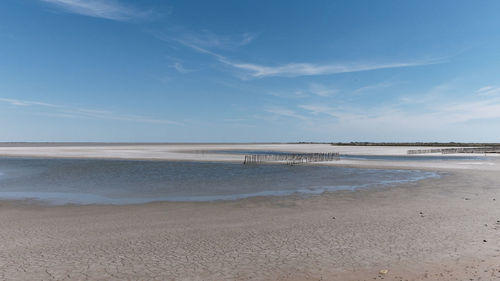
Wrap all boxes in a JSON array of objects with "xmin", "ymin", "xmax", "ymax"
[{"xmin": 1, "ymin": 0, "xmax": 500, "ymax": 142}]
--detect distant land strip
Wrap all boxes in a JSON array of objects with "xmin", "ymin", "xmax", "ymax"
[
  {"xmin": 0, "ymin": 142, "xmax": 499, "ymax": 147},
  {"xmin": 328, "ymin": 142, "xmax": 500, "ymax": 147}
]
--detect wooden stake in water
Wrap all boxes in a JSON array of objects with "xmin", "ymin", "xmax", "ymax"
[{"xmin": 243, "ymin": 152, "xmax": 340, "ymax": 165}]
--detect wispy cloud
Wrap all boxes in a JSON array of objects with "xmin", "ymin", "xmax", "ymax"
[
  {"xmin": 180, "ymin": 30, "xmax": 258, "ymax": 49},
  {"xmin": 0, "ymin": 97, "xmax": 179, "ymax": 125},
  {"xmin": 268, "ymin": 83, "xmax": 337, "ymax": 99},
  {"xmin": 239, "ymin": 32, "xmax": 258, "ymax": 46},
  {"xmin": 397, "ymin": 83, "xmax": 453, "ymax": 105},
  {"xmin": 268, "ymin": 91, "xmax": 305, "ymax": 99},
  {"xmin": 171, "ymin": 62, "xmax": 192, "ymax": 74},
  {"xmin": 264, "ymin": 106, "xmax": 309, "ymax": 120},
  {"xmin": 153, "ymin": 29, "xmax": 258, "ymax": 50},
  {"xmin": 308, "ymin": 83, "xmax": 338, "ymax": 97},
  {"xmin": 71, "ymin": 108, "xmax": 179, "ymax": 124},
  {"xmin": 225, "ymin": 59, "xmax": 441, "ymax": 78},
  {"xmin": 353, "ymin": 80, "xmax": 399, "ymax": 94},
  {"xmin": 40, "ymin": 0, "xmax": 151, "ymax": 21},
  {"xmin": 298, "ymin": 104, "xmax": 338, "ymax": 117},
  {"xmin": 169, "ymin": 35, "xmax": 443, "ymax": 78},
  {"xmin": 0, "ymin": 98, "xmax": 58, "ymax": 107},
  {"xmin": 264, "ymin": 84, "xmax": 500, "ymax": 139},
  {"xmin": 475, "ymin": 86, "xmax": 500, "ymax": 96}
]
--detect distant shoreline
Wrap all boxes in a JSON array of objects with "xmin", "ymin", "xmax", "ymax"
[{"xmin": 1, "ymin": 141, "xmax": 500, "ymax": 147}]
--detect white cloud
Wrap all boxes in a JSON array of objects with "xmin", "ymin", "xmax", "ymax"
[
  {"xmin": 268, "ymin": 83, "xmax": 337, "ymax": 99},
  {"xmin": 264, "ymin": 106, "xmax": 309, "ymax": 120},
  {"xmin": 155, "ymin": 29, "xmax": 258, "ymax": 51},
  {"xmin": 475, "ymin": 86, "xmax": 500, "ymax": 96},
  {"xmin": 476, "ymin": 86, "xmax": 494, "ymax": 93},
  {"xmin": 171, "ymin": 62, "xmax": 191, "ymax": 74},
  {"xmin": 239, "ymin": 32, "xmax": 258, "ymax": 46},
  {"xmin": 0, "ymin": 97, "xmax": 179, "ymax": 125},
  {"xmin": 284, "ymin": 99, "xmax": 500, "ymax": 141},
  {"xmin": 155, "ymin": 28, "xmax": 443, "ymax": 79},
  {"xmin": 40, "ymin": 0, "xmax": 151, "ymax": 21},
  {"xmin": 397, "ymin": 83, "xmax": 453, "ymax": 105},
  {"xmin": 228, "ymin": 60, "xmax": 441, "ymax": 78},
  {"xmin": 73, "ymin": 108, "xmax": 179, "ymax": 124},
  {"xmin": 298, "ymin": 104, "xmax": 337, "ymax": 117},
  {"xmin": 308, "ymin": 83, "xmax": 337, "ymax": 97},
  {"xmin": 266, "ymin": 84, "xmax": 500, "ymax": 138},
  {"xmin": 353, "ymin": 80, "xmax": 398, "ymax": 93},
  {"xmin": 0, "ymin": 98, "xmax": 58, "ymax": 107},
  {"xmin": 172, "ymin": 37, "xmax": 443, "ymax": 78}
]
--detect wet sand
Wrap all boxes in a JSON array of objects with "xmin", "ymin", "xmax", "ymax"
[
  {"xmin": 1, "ymin": 170, "xmax": 500, "ymax": 280},
  {"xmin": 0, "ymin": 144, "xmax": 500, "ymax": 280}
]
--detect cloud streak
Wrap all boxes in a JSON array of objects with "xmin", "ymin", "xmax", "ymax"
[
  {"xmin": 40, "ymin": 0, "xmax": 151, "ymax": 21},
  {"xmin": 476, "ymin": 86, "xmax": 500, "ymax": 96},
  {"xmin": 225, "ymin": 60, "xmax": 441, "ymax": 78},
  {"xmin": 152, "ymin": 28, "xmax": 258, "ymax": 53},
  {"xmin": 0, "ymin": 98, "xmax": 58, "ymax": 107},
  {"xmin": 171, "ymin": 36, "xmax": 443, "ymax": 78},
  {"xmin": 268, "ymin": 83, "xmax": 338, "ymax": 99},
  {"xmin": 171, "ymin": 62, "xmax": 192, "ymax": 74},
  {"xmin": 0, "ymin": 97, "xmax": 179, "ymax": 125},
  {"xmin": 264, "ymin": 106, "xmax": 309, "ymax": 120},
  {"xmin": 178, "ymin": 30, "xmax": 258, "ymax": 49}
]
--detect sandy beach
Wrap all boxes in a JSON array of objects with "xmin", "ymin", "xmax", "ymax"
[
  {"xmin": 6, "ymin": 0, "xmax": 500, "ymax": 280},
  {"xmin": 0, "ymin": 144, "xmax": 500, "ymax": 280}
]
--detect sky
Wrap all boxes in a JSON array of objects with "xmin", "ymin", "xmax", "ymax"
[{"xmin": 1, "ymin": 0, "xmax": 500, "ymax": 142}]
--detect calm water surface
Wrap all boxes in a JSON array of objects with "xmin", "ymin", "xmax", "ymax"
[{"xmin": 0, "ymin": 157, "xmax": 439, "ymax": 205}]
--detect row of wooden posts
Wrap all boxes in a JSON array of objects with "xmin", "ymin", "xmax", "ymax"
[
  {"xmin": 243, "ymin": 152, "xmax": 340, "ymax": 165},
  {"xmin": 408, "ymin": 147, "xmax": 500, "ymax": 155}
]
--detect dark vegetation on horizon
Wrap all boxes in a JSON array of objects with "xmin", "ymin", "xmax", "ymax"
[{"xmin": 327, "ymin": 142, "xmax": 500, "ymax": 147}]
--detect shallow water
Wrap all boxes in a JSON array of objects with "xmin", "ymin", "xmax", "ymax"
[{"xmin": 0, "ymin": 157, "xmax": 439, "ymax": 205}]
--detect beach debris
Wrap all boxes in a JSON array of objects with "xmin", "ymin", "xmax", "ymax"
[
  {"xmin": 465, "ymin": 198, "xmax": 471, "ymax": 200},
  {"xmin": 483, "ymin": 240, "xmax": 487, "ymax": 242},
  {"xmin": 379, "ymin": 269, "xmax": 389, "ymax": 275},
  {"xmin": 332, "ymin": 216, "xmax": 336, "ymax": 220}
]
